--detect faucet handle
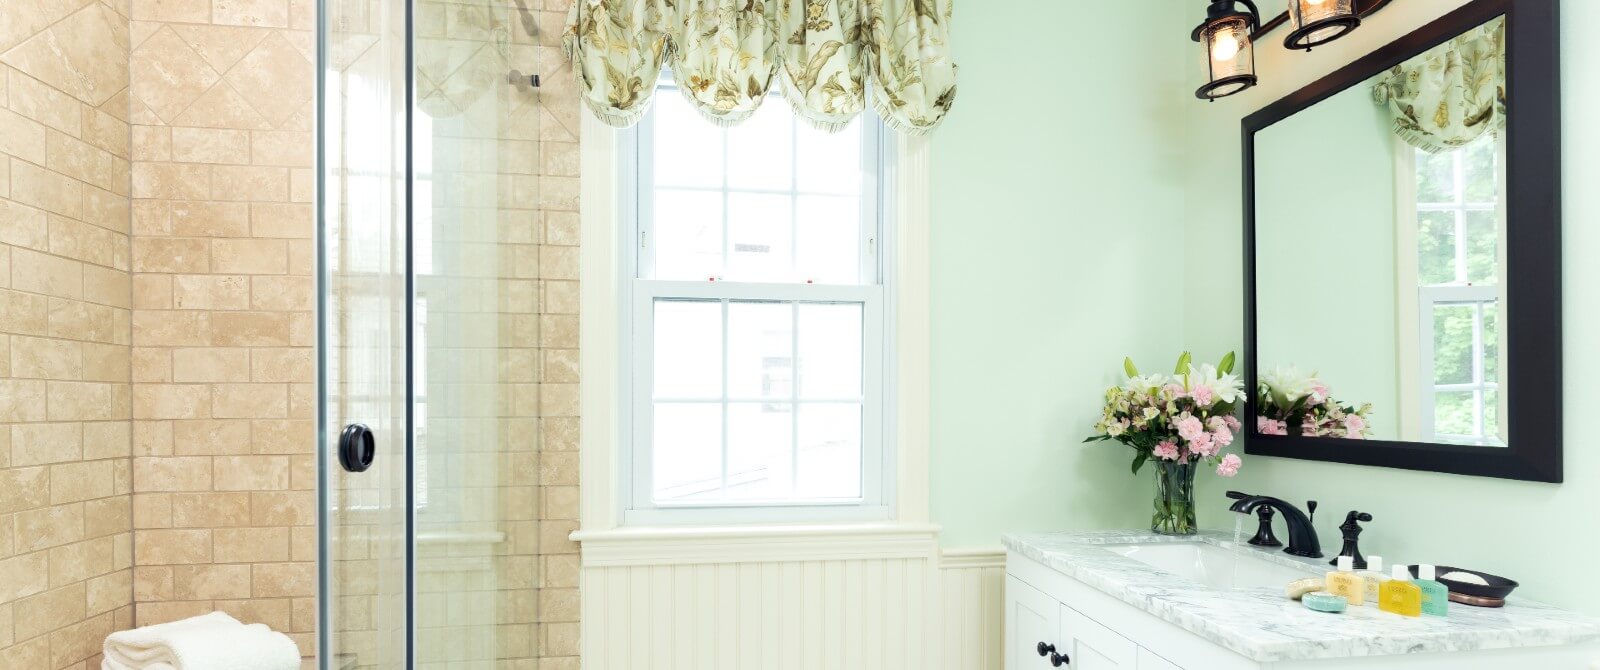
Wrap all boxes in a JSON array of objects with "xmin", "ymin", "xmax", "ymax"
[
  {"xmin": 1307, "ymin": 500, "xmax": 1317, "ymax": 523},
  {"xmin": 1225, "ymin": 490, "xmax": 1250, "ymax": 500}
]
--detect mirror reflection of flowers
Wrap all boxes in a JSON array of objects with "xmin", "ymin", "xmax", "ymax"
[
  {"xmin": 1256, "ymin": 365, "xmax": 1374, "ymax": 439},
  {"xmin": 1085, "ymin": 352, "xmax": 1245, "ymax": 478}
]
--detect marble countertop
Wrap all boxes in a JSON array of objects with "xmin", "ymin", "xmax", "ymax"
[{"xmin": 1002, "ymin": 530, "xmax": 1600, "ymax": 663}]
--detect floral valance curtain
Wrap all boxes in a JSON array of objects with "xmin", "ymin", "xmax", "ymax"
[
  {"xmin": 562, "ymin": 0, "xmax": 957, "ymax": 135},
  {"xmin": 1371, "ymin": 17, "xmax": 1505, "ymax": 154}
]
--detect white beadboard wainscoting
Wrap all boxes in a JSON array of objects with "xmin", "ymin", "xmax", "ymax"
[{"xmin": 575, "ymin": 526, "xmax": 1005, "ymax": 670}]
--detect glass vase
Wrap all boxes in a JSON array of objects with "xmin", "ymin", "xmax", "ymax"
[{"xmin": 1152, "ymin": 460, "xmax": 1198, "ymax": 535}]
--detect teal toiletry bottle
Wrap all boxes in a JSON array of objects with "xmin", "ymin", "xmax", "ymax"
[{"xmin": 1415, "ymin": 564, "xmax": 1449, "ymax": 617}]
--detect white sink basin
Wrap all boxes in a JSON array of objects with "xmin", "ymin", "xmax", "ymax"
[{"xmin": 1103, "ymin": 542, "xmax": 1315, "ymax": 591}]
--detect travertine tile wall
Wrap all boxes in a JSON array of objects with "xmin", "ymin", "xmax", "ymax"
[
  {"xmin": 124, "ymin": 0, "xmax": 318, "ymax": 653},
  {"xmin": 0, "ymin": 2, "xmax": 137, "ymax": 668}
]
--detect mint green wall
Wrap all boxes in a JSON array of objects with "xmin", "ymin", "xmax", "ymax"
[
  {"xmin": 1255, "ymin": 81, "xmax": 1400, "ymax": 440},
  {"xmin": 1185, "ymin": 0, "xmax": 1600, "ymax": 612},
  {"xmin": 927, "ymin": 0, "xmax": 1190, "ymax": 547}
]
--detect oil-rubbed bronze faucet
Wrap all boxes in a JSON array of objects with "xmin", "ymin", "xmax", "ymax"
[{"xmin": 1228, "ymin": 494, "xmax": 1322, "ymax": 559}]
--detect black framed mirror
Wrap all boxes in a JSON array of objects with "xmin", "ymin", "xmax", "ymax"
[{"xmin": 1242, "ymin": 0, "xmax": 1561, "ymax": 482}]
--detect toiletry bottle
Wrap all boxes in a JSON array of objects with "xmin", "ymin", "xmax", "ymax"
[
  {"xmin": 1357, "ymin": 555, "xmax": 1390, "ymax": 603},
  {"xmin": 1415, "ymin": 564, "xmax": 1450, "ymax": 616},
  {"xmin": 1325, "ymin": 555, "xmax": 1365, "ymax": 606},
  {"xmin": 1379, "ymin": 565, "xmax": 1422, "ymax": 617}
]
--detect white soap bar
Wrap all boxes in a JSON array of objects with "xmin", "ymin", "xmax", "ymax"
[{"xmin": 1440, "ymin": 570, "xmax": 1490, "ymax": 585}]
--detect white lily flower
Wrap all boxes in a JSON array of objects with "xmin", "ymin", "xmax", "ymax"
[{"xmin": 1187, "ymin": 363, "xmax": 1244, "ymax": 404}]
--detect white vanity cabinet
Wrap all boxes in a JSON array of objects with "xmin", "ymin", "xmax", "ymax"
[{"xmin": 1007, "ymin": 576, "xmax": 1153, "ymax": 670}]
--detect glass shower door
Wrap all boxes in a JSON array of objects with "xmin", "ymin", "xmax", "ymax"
[{"xmin": 319, "ymin": 0, "xmax": 410, "ymax": 667}]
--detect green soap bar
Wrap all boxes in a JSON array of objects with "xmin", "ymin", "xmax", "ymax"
[{"xmin": 1302, "ymin": 591, "xmax": 1348, "ymax": 613}]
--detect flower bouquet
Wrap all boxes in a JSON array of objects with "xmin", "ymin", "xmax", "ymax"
[
  {"xmin": 1085, "ymin": 352, "xmax": 1245, "ymax": 535},
  {"xmin": 1256, "ymin": 365, "xmax": 1374, "ymax": 439}
]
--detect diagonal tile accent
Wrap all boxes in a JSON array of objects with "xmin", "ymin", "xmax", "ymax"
[
  {"xmin": 222, "ymin": 31, "xmax": 311, "ymax": 128},
  {"xmin": 170, "ymin": 24, "xmax": 269, "ymax": 73},
  {"xmin": 174, "ymin": 80, "xmax": 272, "ymax": 130},
  {"xmin": 1, "ymin": 3, "xmax": 131, "ymax": 105},
  {"xmin": 0, "ymin": 0, "xmax": 92, "ymax": 54},
  {"xmin": 130, "ymin": 26, "xmax": 222, "ymax": 124}
]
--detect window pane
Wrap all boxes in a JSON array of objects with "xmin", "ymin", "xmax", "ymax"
[
  {"xmin": 1484, "ymin": 387, "xmax": 1501, "ymax": 442},
  {"xmin": 726, "ymin": 102, "xmax": 793, "ymax": 190},
  {"xmin": 725, "ymin": 193, "xmax": 794, "ymax": 281},
  {"xmin": 726, "ymin": 402, "xmax": 793, "ymax": 501},
  {"xmin": 796, "ymin": 403, "xmax": 862, "ymax": 498},
  {"xmin": 1462, "ymin": 138, "xmax": 1497, "ymax": 204},
  {"xmin": 1434, "ymin": 390, "xmax": 1476, "ymax": 437},
  {"xmin": 1416, "ymin": 148, "xmax": 1455, "ymax": 203},
  {"xmin": 1432, "ymin": 304, "xmax": 1474, "ymax": 385},
  {"xmin": 654, "ymin": 300, "xmax": 722, "ymax": 398},
  {"xmin": 654, "ymin": 189, "xmax": 724, "ymax": 280},
  {"xmin": 653, "ymin": 92, "xmax": 724, "ymax": 189},
  {"xmin": 1417, "ymin": 211, "xmax": 1457, "ymax": 285},
  {"xmin": 1464, "ymin": 209, "xmax": 1498, "ymax": 284},
  {"xmin": 1483, "ymin": 302, "xmax": 1500, "ymax": 384},
  {"xmin": 797, "ymin": 303, "xmax": 863, "ymax": 399},
  {"xmin": 653, "ymin": 402, "xmax": 723, "ymax": 501},
  {"xmin": 727, "ymin": 301, "xmax": 793, "ymax": 399},
  {"xmin": 797, "ymin": 119, "xmax": 863, "ymax": 194},
  {"xmin": 795, "ymin": 195, "xmax": 862, "ymax": 284}
]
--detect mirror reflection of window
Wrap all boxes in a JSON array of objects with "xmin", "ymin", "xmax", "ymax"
[{"xmin": 1398, "ymin": 135, "xmax": 1507, "ymax": 447}]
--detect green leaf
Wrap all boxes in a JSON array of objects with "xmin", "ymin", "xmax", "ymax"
[
  {"xmin": 1131, "ymin": 452, "xmax": 1149, "ymax": 475},
  {"xmin": 1123, "ymin": 357, "xmax": 1140, "ymax": 378},
  {"xmin": 1174, "ymin": 351, "xmax": 1192, "ymax": 375},
  {"xmin": 1219, "ymin": 351, "xmax": 1236, "ymax": 375}
]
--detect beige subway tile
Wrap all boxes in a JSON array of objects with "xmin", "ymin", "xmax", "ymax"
[
  {"xmin": 173, "ymin": 418, "xmax": 251, "ymax": 455},
  {"xmin": 15, "ymin": 502, "xmax": 85, "ymax": 554},
  {"xmin": 48, "ymin": 296, "xmax": 124, "ymax": 344},
  {"xmin": 83, "ymin": 184, "xmax": 133, "ymax": 237},
  {"xmin": 172, "ymin": 563, "xmax": 251, "ymax": 599},
  {"xmin": 250, "ymin": 491, "xmax": 312, "ymax": 526},
  {"xmin": 171, "ymin": 127, "xmax": 250, "ymax": 164},
  {"xmin": 172, "ymin": 274, "xmax": 250, "ymax": 312},
  {"xmin": 286, "ymin": 382, "xmax": 312, "ymax": 418},
  {"xmin": 0, "ymin": 199, "xmax": 50, "ymax": 251},
  {"xmin": 80, "ymin": 342, "xmax": 129, "ymax": 383},
  {"xmin": 289, "ymin": 525, "xmax": 313, "ymax": 562},
  {"xmin": 212, "ymin": 454, "xmax": 288, "ymax": 490},
  {"xmin": 131, "ymin": 125, "xmax": 172, "ymax": 161},
  {"xmin": 131, "ymin": 492, "xmax": 172, "ymax": 528},
  {"xmin": 249, "ymin": 275, "xmax": 310, "ymax": 311},
  {"xmin": 132, "ymin": 162, "xmax": 212, "ymax": 200},
  {"xmin": 251, "ymin": 561, "xmax": 312, "ymax": 597},
  {"xmin": 132, "ymin": 455, "xmax": 212, "ymax": 492},
  {"xmin": 134, "ymin": 599, "xmax": 213, "ymax": 627},
  {"xmin": 133, "ymin": 528, "xmax": 212, "ymax": 565},
  {"xmin": 211, "ymin": 526, "xmax": 286, "ymax": 562},
  {"xmin": 214, "ymin": 596, "xmax": 289, "ymax": 631},
  {"xmin": 285, "ymin": 238, "xmax": 311, "ymax": 276},
  {"xmin": 210, "ymin": 383, "xmax": 286, "ymax": 419},
  {"xmin": 211, "ymin": 238, "xmax": 285, "ymax": 274},
  {"xmin": 46, "ymin": 536, "xmax": 115, "ymax": 589},
  {"xmin": 132, "ymin": 383, "xmax": 210, "ymax": 420},
  {"xmin": 171, "ymin": 491, "xmax": 250, "ymax": 527},
  {"xmin": 132, "ymin": 274, "xmax": 173, "ymax": 309},
  {"xmin": 83, "ymin": 264, "xmax": 132, "ymax": 308},
  {"xmin": 133, "ymin": 310, "xmax": 208, "ymax": 347},
  {"xmin": 0, "ymin": 550, "xmax": 50, "ymax": 604},
  {"xmin": 131, "ymin": 565, "xmax": 173, "ymax": 601},
  {"xmin": 249, "ymin": 130, "xmax": 310, "ymax": 167},
  {"xmin": 86, "ymin": 569, "xmax": 132, "ymax": 616},
  {"xmin": 11, "ymin": 247, "xmax": 85, "ymax": 299},
  {"xmin": 171, "ymin": 347, "xmax": 250, "ymax": 383},
  {"xmin": 130, "ymin": 0, "xmax": 211, "ymax": 23},
  {"xmin": 248, "ymin": 348, "xmax": 309, "ymax": 384},
  {"xmin": 11, "ymin": 159, "xmax": 84, "ymax": 218},
  {"xmin": 12, "ymin": 582, "xmax": 85, "ymax": 641},
  {"xmin": 10, "ymin": 335, "xmax": 82, "ymax": 380},
  {"xmin": 248, "ymin": 202, "xmax": 309, "ymax": 238},
  {"xmin": 207, "ymin": 311, "xmax": 289, "ymax": 346},
  {"xmin": 131, "ymin": 346, "xmax": 172, "ymax": 382},
  {"xmin": 132, "ymin": 237, "xmax": 209, "ymax": 273},
  {"xmin": 171, "ymin": 200, "xmax": 250, "ymax": 237},
  {"xmin": 8, "ymin": 73, "xmax": 81, "ymax": 136},
  {"xmin": 49, "ymin": 214, "xmax": 126, "ymax": 269},
  {"xmin": 286, "ymin": 454, "xmax": 313, "ymax": 490},
  {"xmin": 0, "ymin": 108, "xmax": 48, "ymax": 164},
  {"xmin": 250, "ymin": 418, "xmax": 310, "ymax": 454},
  {"xmin": 47, "ymin": 130, "xmax": 123, "ymax": 193},
  {"xmin": 0, "ymin": 466, "xmax": 49, "ymax": 514},
  {"xmin": 84, "ymin": 496, "xmax": 131, "ymax": 538},
  {"xmin": 213, "ymin": 0, "xmax": 289, "ymax": 27},
  {"xmin": 289, "ymin": 167, "xmax": 312, "ymax": 202},
  {"xmin": 49, "ymin": 460, "xmax": 114, "ymax": 505},
  {"xmin": 0, "ymin": 634, "xmax": 49, "ymax": 668},
  {"xmin": 46, "ymin": 380, "xmax": 116, "ymax": 421},
  {"xmin": 211, "ymin": 165, "xmax": 287, "ymax": 202},
  {"xmin": 11, "ymin": 422, "xmax": 83, "ymax": 466},
  {"xmin": 0, "ymin": 289, "xmax": 51, "ymax": 337},
  {"xmin": 84, "ymin": 421, "xmax": 132, "ymax": 460},
  {"xmin": 132, "ymin": 421, "xmax": 173, "ymax": 457},
  {"xmin": 83, "ymin": 108, "xmax": 130, "ymax": 159}
]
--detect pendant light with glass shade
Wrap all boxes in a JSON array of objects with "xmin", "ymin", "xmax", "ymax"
[
  {"xmin": 1284, "ymin": 0, "xmax": 1361, "ymax": 50},
  {"xmin": 1192, "ymin": 0, "xmax": 1263, "ymax": 100}
]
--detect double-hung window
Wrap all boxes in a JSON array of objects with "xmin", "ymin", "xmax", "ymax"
[
  {"xmin": 1402, "ymin": 135, "xmax": 1506, "ymax": 446},
  {"xmin": 620, "ymin": 76, "xmax": 892, "ymax": 524}
]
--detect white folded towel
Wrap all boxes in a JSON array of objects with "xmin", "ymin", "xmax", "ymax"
[{"xmin": 102, "ymin": 612, "xmax": 301, "ymax": 670}]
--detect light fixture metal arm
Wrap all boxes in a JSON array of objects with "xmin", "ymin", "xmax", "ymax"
[{"xmin": 1251, "ymin": 0, "xmax": 1395, "ymax": 41}]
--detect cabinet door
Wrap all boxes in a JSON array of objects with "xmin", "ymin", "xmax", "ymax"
[
  {"xmin": 1006, "ymin": 576, "xmax": 1063, "ymax": 670},
  {"xmin": 1058, "ymin": 604, "xmax": 1138, "ymax": 670},
  {"xmin": 1136, "ymin": 648, "xmax": 1182, "ymax": 670}
]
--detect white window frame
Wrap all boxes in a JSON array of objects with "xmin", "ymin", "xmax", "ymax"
[
  {"xmin": 1394, "ymin": 134, "xmax": 1507, "ymax": 446},
  {"xmin": 615, "ymin": 89, "xmax": 897, "ymax": 526}
]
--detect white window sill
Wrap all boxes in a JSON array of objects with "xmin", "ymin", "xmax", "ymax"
[{"xmin": 570, "ymin": 522, "xmax": 941, "ymax": 567}]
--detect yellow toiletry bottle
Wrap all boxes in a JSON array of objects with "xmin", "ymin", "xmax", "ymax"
[
  {"xmin": 1379, "ymin": 565, "xmax": 1423, "ymax": 617},
  {"xmin": 1325, "ymin": 555, "xmax": 1365, "ymax": 606}
]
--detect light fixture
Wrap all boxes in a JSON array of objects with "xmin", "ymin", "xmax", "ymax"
[
  {"xmin": 1192, "ymin": 0, "xmax": 1262, "ymax": 100},
  {"xmin": 1284, "ymin": 0, "xmax": 1361, "ymax": 51}
]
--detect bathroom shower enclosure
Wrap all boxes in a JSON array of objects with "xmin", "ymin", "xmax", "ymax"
[{"xmin": 317, "ymin": 0, "xmax": 558, "ymax": 667}]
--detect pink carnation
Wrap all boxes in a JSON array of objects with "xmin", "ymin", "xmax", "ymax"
[
  {"xmin": 1216, "ymin": 453, "xmax": 1242, "ymax": 477},
  {"xmin": 1223, "ymin": 415, "xmax": 1241, "ymax": 431},
  {"xmin": 1176, "ymin": 415, "xmax": 1205, "ymax": 441},
  {"xmin": 1256, "ymin": 417, "xmax": 1287, "ymax": 436},
  {"xmin": 1189, "ymin": 432, "xmax": 1216, "ymax": 457},
  {"xmin": 1153, "ymin": 440, "xmax": 1180, "ymax": 461},
  {"xmin": 1344, "ymin": 414, "xmax": 1367, "ymax": 435},
  {"xmin": 1212, "ymin": 427, "xmax": 1234, "ymax": 447},
  {"xmin": 1163, "ymin": 383, "xmax": 1185, "ymax": 398},
  {"xmin": 1190, "ymin": 385, "xmax": 1214, "ymax": 406},
  {"xmin": 1206, "ymin": 416, "xmax": 1228, "ymax": 432}
]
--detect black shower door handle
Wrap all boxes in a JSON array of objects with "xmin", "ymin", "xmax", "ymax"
[{"xmin": 339, "ymin": 423, "xmax": 376, "ymax": 472}]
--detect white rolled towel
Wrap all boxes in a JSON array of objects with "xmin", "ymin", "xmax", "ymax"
[{"xmin": 103, "ymin": 612, "xmax": 301, "ymax": 670}]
